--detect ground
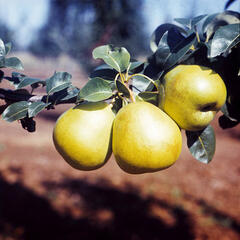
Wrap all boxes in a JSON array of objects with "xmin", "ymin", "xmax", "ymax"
[{"xmin": 0, "ymin": 53, "xmax": 239, "ymax": 240}]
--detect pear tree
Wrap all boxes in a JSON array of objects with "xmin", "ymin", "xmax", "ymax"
[{"xmin": 0, "ymin": 10, "xmax": 239, "ymax": 172}]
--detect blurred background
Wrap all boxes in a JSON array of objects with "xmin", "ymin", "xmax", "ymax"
[
  {"xmin": 0, "ymin": 0, "xmax": 239, "ymax": 70},
  {"xmin": 0, "ymin": 0, "xmax": 240, "ymax": 240}
]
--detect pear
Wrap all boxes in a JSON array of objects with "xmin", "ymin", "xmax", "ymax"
[
  {"xmin": 53, "ymin": 102, "xmax": 115, "ymax": 170},
  {"xmin": 159, "ymin": 65, "xmax": 227, "ymax": 131},
  {"xmin": 112, "ymin": 102, "xmax": 182, "ymax": 174}
]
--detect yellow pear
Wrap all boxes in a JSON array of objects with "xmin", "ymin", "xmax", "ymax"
[
  {"xmin": 53, "ymin": 102, "xmax": 115, "ymax": 170},
  {"xmin": 112, "ymin": 102, "xmax": 182, "ymax": 174},
  {"xmin": 159, "ymin": 65, "xmax": 227, "ymax": 131}
]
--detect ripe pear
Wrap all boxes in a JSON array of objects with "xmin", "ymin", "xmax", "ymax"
[
  {"xmin": 159, "ymin": 65, "xmax": 227, "ymax": 131},
  {"xmin": 53, "ymin": 102, "xmax": 115, "ymax": 170},
  {"xmin": 112, "ymin": 102, "xmax": 182, "ymax": 174}
]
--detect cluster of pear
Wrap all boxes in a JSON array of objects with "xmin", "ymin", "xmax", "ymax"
[{"xmin": 53, "ymin": 65, "xmax": 227, "ymax": 174}]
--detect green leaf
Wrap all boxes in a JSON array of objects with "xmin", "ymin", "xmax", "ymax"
[
  {"xmin": 203, "ymin": 11, "xmax": 240, "ymax": 41},
  {"xmin": 3, "ymin": 57, "xmax": 24, "ymax": 70},
  {"xmin": 154, "ymin": 31, "xmax": 196, "ymax": 71},
  {"xmin": 28, "ymin": 101, "xmax": 50, "ymax": 118},
  {"xmin": 138, "ymin": 91, "xmax": 159, "ymax": 105},
  {"xmin": 90, "ymin": 64, "xmax": 118, "ymax": 80},
  {"xmin": 174, "ymin": 15, "xmax": 207, "ymax": 30},
  {"xmin": 16, "ymin": 77, "xmax": 45, "ymax": 89},
  {"xmin": 4, "ymin": 42, "xmax": 12, "ymax": 55},
  {"xmin": 163, "ymin": 33, "xmax": 197, "ymax": 70},
  {"xmin": 132, "ymin": 75, "xmax": 153, "ymax": 93},
  {"xmin": 78, "ymin": 77, "xmax": 113, "ymax": 102},
  {"xmin": 150, "ymin": 24, "xmax": 186, "ymax": 52},
  {"xmin": 2, "ymin": 101, "xmax": 29, "ymax": 122},
  {"xmin": 52, "ymin": 86, "xmax": 79, "ymax": 103},
  {"xmin": 92, "ymin": 45, "xmax": 130, "ymax": 72},
  {"xmin": 46, "ymin": 72, "xmax": 72, "ymax": 95},
  {"xmin": 0, "ymin": 57, "xmax": 4, "ymax": 68},
  {"xmin": 116, "ymin": 80, "xmax": 130, "ymax": 98},
  {"xmin": 129, "ymin": 61, "xmax": 143, "ymax": 71},
  {"xmin": 208, "ymin": 23, "xmax": 240, "ymax": 58},
  {"xmin": 191, "ymin": 15, "xmax": 207, "ymax": 28},
  {"xmin": 174, "ymin": 18, "xmax": 192, "ymax": 29},
  {"xmin": 202, "ymin": 13, "xmax": 219, "ymax": 40},
  {"xmin": 186, "ymin": 125, "xmax": 216, "ymax": 164},
  {"xmin": 155, "ymin": 31, "xmax": 171, "ymax": 67},
  {"xmin": 4, "ymin": 72, "xmax": 26, "ymax": 88},
  {"xmin": 0, "ymin": 39, "xmax": 5, "ymax": 57},
  {"xmin": 221, "ymin": 103, "xmax": 238, "ymax": 122}
]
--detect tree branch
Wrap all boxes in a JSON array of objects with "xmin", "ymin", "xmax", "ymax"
[{"xmin": 0, "ymin": 88, "xmax": 77, "ymax": 105}]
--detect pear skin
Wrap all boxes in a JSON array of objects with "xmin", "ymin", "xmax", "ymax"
[
  {"xmin": 112, "ymin": 102, "xmax": 182, "ymax": 174},
  {"xmin": 53, "ymin": 102, "xmax": 115, "ymax": 170},
  {"xmin": 160, "ymin": 65, "xmax": 227, "ymax": 131}
]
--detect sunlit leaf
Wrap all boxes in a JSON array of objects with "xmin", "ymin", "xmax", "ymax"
[
  {"xmin": 191, "ymin": 15, "xmax": 207, "ymax": 28},
  {"xmin": 202, "ymin": 13, "xmax": 219, "ymax": 40},
  {"xmin": 128, "ymin": 61, "xmax": 145, "ymax": 74},
  {"xmin": 174, "ymin": 18, "xmax": 192, "ymax": 29},
  {"xmin": 0, "ymin": 39, "xmax": 5, "ymax": 57},
  {"xmin": 78, "ymin": 77, "xmax": 113, "ymax": 102},
  {"xmin": 208, "ymin": 23, "xmax": 240, "ymax": 58},
  {"xmin": 174, "ymin": 15, "xmax": 207, "ymax": 30},
  {"xmin": 132, "ymin": 75, "xmax": 153, "ymax": 93},
  {"xmin": 92, "ymin": 45, "xmax": 130, "ymax": 72},
  {"xmin": 46, "ymin": 72, "xmax": 72, "ymax": 95},
  {"xmin": 203, "ymin": 11, "xmax": 240, "ymax": 41},
  {"xmin": 4, "ymin": 42, "xmax": 12, "ymax": 55},
  {"xmin": 2, "ymin": 101, "xmax": 29, "ymax": 122},
  {"xmin": 28, "ymin": 101, "xmax": 50, "ymax": 118},
  {"xmin": 4, "ymin": 57, "xmax": 24, "ymax": 70},
  {"xmin": 186, "ymin": 125, "xmax": 216, "ymax": 164}
]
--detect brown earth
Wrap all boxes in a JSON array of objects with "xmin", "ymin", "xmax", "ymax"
[{"xmin": 0, "ymin": 53, "xmax": 239, "ymax": 240}]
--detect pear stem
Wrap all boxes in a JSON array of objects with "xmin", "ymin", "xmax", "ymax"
[
  {"xmin": 126, "ymin": 84, "xmax": 135, "ymax": 103},
  {"xmin": 114, "ymin": 72, "xmax": 135, "ymax": 103},
  {"xmin": 125, "ymin": 63, "xmax": 131, "ymax": 81},
  {"xmin": 194, "ymin": 26, "xmax": 200, "ymax": 43},
  {"xmin": 119, "ymin": 72, "xmax": 125, "ymax": 83}
]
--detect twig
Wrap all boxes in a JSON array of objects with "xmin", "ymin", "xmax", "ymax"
[{"xmin": 0, "ymin": 88, "xmax": 77, "ymax": 105}]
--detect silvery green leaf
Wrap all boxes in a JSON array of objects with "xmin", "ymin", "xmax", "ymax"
[
  {"xmin": 186, "ymin": 125, "xmax": 216, "ymax": 164},
  {"xmin": 46, "ymin": 72, "xmax": 72, "ymax": 94},
  {"xmin": 2, "ymin": 101, "xmax": 29, "ymax": 122}
]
